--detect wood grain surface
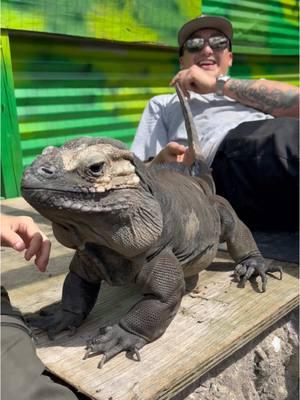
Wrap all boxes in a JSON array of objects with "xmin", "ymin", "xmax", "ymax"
[{"xmin": 1, "ymin": 198, "xmax": 299, "ymax": 400}]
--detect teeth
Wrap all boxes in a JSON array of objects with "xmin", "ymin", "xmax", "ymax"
[{"xmin": 199, "ymin": 60, "xmax": 215, "ymax": 65}]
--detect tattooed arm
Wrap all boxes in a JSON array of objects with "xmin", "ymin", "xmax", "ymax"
[
  {"xmin": 171, "ymin": 67, "xmax": 298, "ymax": 117},
  {"xmin": 224, "ymin": 79, "xmax": 299, "ymax": 118}
]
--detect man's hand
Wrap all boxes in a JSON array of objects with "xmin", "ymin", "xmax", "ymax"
[
  {"xmin": 172, "ymin": 67, "xmax": 299, "ymax": 117},
  {"xmin": 149, "ymin": 142, "xmax": 194, "ymax": 166},
  {"xmin": 1, "ymin": 215, "xmax": 51, "ymax": 272},
  {"xmin": 170, "ymin": 65, "xmax": 217, "ymax": 97}
]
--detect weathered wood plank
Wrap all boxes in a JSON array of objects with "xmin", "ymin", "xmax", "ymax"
[{"xmin": 1, "ymin": 198, "xmax": 299, "ymax": 400}]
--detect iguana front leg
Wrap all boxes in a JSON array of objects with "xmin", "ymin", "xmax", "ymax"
[
  {"xmin": 27, "ymin": 252, "xmax": 101, "ymax": 339},
  {"xmin": 217, "ymin": 196, "xmax": 282, "ymax": 292},
  {"xmin": 84, "ymin": 248, "xmax": 185, "ymax": 367}
]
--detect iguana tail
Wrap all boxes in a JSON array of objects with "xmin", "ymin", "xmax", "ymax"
[{"xmin": 175, "ymin": 82, "xmax": 216, "ymax": 194}]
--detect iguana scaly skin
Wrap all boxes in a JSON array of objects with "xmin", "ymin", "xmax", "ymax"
[{"xmin": 21, "ymin": 135, "xmax": 282, "ymax": 367}]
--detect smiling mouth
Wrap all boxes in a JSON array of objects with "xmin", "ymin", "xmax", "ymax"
[{"xmin": 197, "ymin": 60, "xmax": 216, "ymax": 68}]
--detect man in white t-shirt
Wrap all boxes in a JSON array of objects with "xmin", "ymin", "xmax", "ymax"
[{"xmin": 131, "ymin": 15, "xmax": 299, "ymax": 230}]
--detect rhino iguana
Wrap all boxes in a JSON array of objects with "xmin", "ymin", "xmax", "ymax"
[{"xmin": 21, "ymin": 85, "xmax": 281, "ymax": 368}]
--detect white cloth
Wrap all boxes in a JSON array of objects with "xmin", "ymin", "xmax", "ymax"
[{"xmin": 131, "ymin": 92, "xmax": 273, "ymax": 166}]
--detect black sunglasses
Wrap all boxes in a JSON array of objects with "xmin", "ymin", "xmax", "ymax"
[{"xmin": 183, "ymin": 36, "xmax": 230, "ymax": 52}]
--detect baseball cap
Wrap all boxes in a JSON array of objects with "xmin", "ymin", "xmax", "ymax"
[{"xmin": 178, "ymin": 15, "xmax": 233, "ymax": 49}]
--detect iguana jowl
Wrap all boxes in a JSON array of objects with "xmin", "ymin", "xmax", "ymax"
[{"xmin": 21, "ymin": 87, "xmax": 281, "ymax": 368}]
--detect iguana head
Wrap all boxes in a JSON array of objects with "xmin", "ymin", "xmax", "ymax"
[{"xmin": 21, "ymin": 137, "xmax": 142, "ymax": 215}]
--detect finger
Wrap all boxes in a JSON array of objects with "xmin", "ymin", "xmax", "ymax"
[
  {"xmin": 184, "ymin": 79, "xmax": 196, "ymax": 97},
  {"xmin": 155, "ymin": 143, "xmax": 186, "ymax": 164},
  {"xmin": 24, "ymin": 233, "xmax": 51, "ymax": 271},
  {"xmin": 170, "ymin": 72, "xmax": 181, "ymax": 87},
  {"xmin": 174, "ymin": 73, "xmax": 191, "ymax": 98},
  {"xmin": 182, "ymin": 147, "xmax": 195, "ymax": 166},
  {"xmin": 34, "ymin": 239, "xmax": 51, "ymax": 272},
  {"xmin": 18, "ymin": 218, "xmax": 42, "ymax": 242},
  {"xmin": 166, "ymin": 142, "xmax": 186, "ymax": 156},
  {"xmin": 24, "ymin": 232, "xmax": 43, "ymax": 259},
  {"xmin": 178, "ymin": 80, "xmax": 190, "ymax": 98},
  {"xmin": 0, "ymin": 230, "xmax": 25, "ymax": 251},
  {"xmin": 171, "ymin": 73, "xmax": 190, "ymax": 97}
]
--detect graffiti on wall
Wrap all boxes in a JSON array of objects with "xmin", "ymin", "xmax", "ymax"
[{"xmin": 2, "ymin": 0, "xmax": 200, "ymax": 47}]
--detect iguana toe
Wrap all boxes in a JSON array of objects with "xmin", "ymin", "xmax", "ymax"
[
  {"xmin": 26, "ymin": 307, "xmax": 84, "ymax": 339},
  {"xmin": 84, "ymin": 324, "xmax": 146, "ymax": 368},
  {"xmin": 234, "ymin": 256, "xmax": 282, "ymax": 292}
]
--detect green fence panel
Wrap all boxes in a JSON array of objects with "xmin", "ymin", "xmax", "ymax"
[
  {"xmin": 9, "ymin": 32, "xmax": 179, "ymax": 169},
  {"xmin": 229, "ymin": 53, "xmax": 298, "ymax": 86},
  {"xmin": 7, "ymin": 29, "xmax": 299, "ymax": 197},
  {"xmin": 202, "ymin": 0, "xmax": 299, "ymax": 55},
  {"xmin": 2, "ymin": 0, "xmax": 299, "ymax": 199},
  {"xmin": 1, "ymin": 33, "xmax": 23, "ymax": 198},
  {"xmin": 2, "ymin": 0, "xmax": 200, "ymax": 47}
]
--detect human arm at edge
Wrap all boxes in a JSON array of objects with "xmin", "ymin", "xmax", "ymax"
[{"xmin": 224, "ymin": 78, "xmax": 299, "ymax": 118}]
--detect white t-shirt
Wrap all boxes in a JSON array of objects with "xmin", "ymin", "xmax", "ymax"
[{"xmin": 131, "ymin": 92, "xmax": 274, "ymax": 166}]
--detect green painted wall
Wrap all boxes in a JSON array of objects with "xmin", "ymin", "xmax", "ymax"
[
  {"xmin": 9, "ymin": 33, "xmax": 178, "ymax": 170},
  {"xmin": 2, "ymin": 0, "xmax": 200, "ymax": 198},
  {"xmin": 1, "ymin": 33, "xmax": 23, "ymax": 198},
  {"xmin": 203, "ymin": 0, "xmax": 299, "ymax": 55},
  {"xmin": 3, "ymin": 0, "xmax": 297, "ymax": 55},
  {"xmin": 1, "ymin": 0, "xmax": 299, "ymax": 198},
  {"xmin": 2, "ymin": 0, "xmax": 199, "ymax": 46}
]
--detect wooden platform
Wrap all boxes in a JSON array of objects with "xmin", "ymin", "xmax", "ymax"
[{"xmin": 1, "ymin": 197, "xmax": 299, "ymax": 400}]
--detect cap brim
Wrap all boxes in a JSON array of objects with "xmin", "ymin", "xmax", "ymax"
[{"xmin": 178, "ymin": 15, "xmax": 233, "ymax": 48}]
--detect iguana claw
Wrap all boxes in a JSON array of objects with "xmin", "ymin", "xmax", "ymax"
[
  {"xmin": 25, "ymin": 303, "xmax": 84, "ymax": 340},
  {"xmin": 83, "ymin": 350, "xmax": 91, "ymax": 360},
  {"xmin": 132, "ymin": 347, "xmax": 141, "ymax": 362},
  {"xmin": 98, "ymin": 354, "xmax": 107, "ymax": 369},
  {"xmin": 234, "ymin": 256, "xmax": 282, "ymax": 292},
  {"xmin": 83, "ymin": 324, "xmax": 146, "ymax": 368}
]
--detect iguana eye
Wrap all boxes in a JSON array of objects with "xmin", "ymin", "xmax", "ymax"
[{"xmin": 88, "ymin": 162, "xmax": 105, "ymax": 176}]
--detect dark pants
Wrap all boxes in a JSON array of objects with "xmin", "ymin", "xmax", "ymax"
[
  {"xmin": 1, "ymin": 287, "xmax": 77, "ymax": 400},
  {"xmin": 212, "ymin": 117, "xmax": 299, "ymax": 230}
]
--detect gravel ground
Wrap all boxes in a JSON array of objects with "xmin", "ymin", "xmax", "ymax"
[{"xmin": 176, "ymin": 309, "xmax": 299, "ymax": 400}]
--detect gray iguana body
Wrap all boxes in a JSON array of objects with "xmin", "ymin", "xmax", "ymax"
[{"xmin": 21, "ymin": 134, "xmax": 281, "ymax": 367}]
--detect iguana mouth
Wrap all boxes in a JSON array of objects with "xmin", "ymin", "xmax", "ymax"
[{"xmin": 22, "ymin": 187, "xmax": 136, "ymax": 214}]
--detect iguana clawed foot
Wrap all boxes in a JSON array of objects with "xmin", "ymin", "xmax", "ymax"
[
  {"xmin": 234, "ymin": 256, "xmax": 282, "ymax": 292},
  {"xmin": 83, "ymin": 325, "xmax": 147, "ymax": 368},
  {"xmin": 26, "ymin": 303, "xmax": 84, "ymax": 340}
]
